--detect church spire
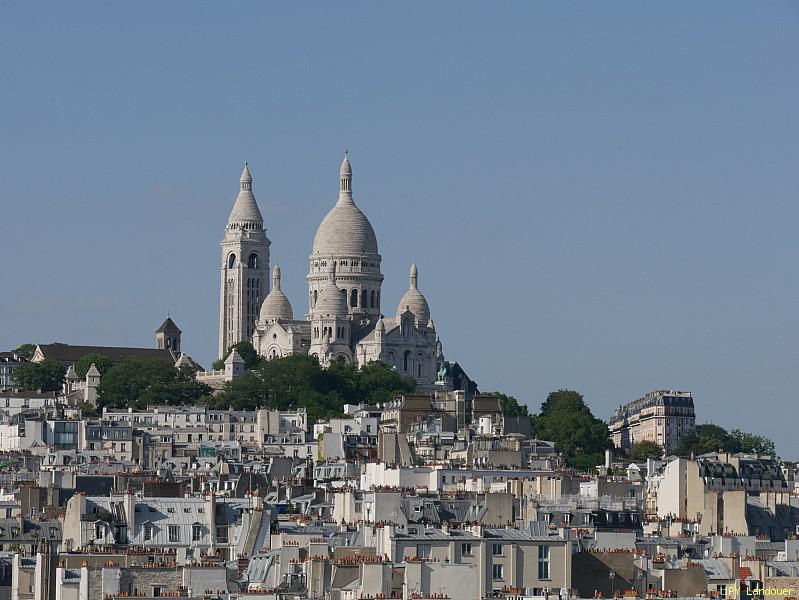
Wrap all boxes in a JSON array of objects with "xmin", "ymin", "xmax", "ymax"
[
  {"xmin": 409, "ymin": 261, "xmax": 418, "ymax": 289},
  {"xmin": 227, "ymin": 161, "xmax": 263, "ymax": 227},
  {"xmin": 272, "ymin": 262, "xmax": 282, "ymax": 291}
]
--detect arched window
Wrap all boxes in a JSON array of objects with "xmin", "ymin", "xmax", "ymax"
[
  {"xmin": 371, "ymin": 290, "xmax": 376, "ymax": 308},
  {"xmin": 403, "ymin": 350, "xmax": 411, "ymax": 372},
  {"xmin": 228, "ymin": 254, "xmax": 236, "ymax": 269},
  {"xmin": 361, "ymin": 289, "xmax": 368, "ymax": 308},
  {"xmin": 377, "ymin": 291, "xmax": 380, "ymax": 309},
  {"xmin": 350, "ymin": 289, "xmax": 358, "ymax": 307},
  {"xmin": 418, "ymin": 363, "xmax": 422, "ymax": 378},
  {"xmin": 248, "ymin": 253, "xmax": 258, "ymax": 268},
  {"xmin": 313, "ymin": 290, "xmax": 318, "ymax": 306}
]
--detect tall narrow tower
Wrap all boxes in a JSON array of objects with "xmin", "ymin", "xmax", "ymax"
[{"xmin": 218, "ymin": 163, "xmax": 271, "ymax": 359}]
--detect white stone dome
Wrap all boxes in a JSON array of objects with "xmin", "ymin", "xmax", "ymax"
[
  {"xmin": 260, "ymin": 264, "xmax": 293, "ymax": 321},
  {"xmin": 314, "ymin": 264, "xmax": 348, "ymax": 317},
  {"xmin": 311, "ymin": 154, "xmax": 378, "ymax": 256},
  {"xmin": 396, "ymin": 262, "xmax": 430, "ymax": 326},
  {"xmin": 312, "ymin": 200, "xmax": 378, "ymax": 255}
]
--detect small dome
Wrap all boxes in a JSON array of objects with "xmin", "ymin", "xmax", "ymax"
[
  {"xmin": 260, "ymin": 263, "xmax": 294, "ymax": 321},
  {"xmin": 396, "ymin": 261, "xmax": 430, "ymax": 326},
  {"xmin": 313, "ymin": 263, "xmax": 348, "ymax": 318}
]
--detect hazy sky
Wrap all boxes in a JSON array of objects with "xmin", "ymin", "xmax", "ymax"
[{"xmin": 1, "ymin": 3, "xmax": 797, "ymax": 455}]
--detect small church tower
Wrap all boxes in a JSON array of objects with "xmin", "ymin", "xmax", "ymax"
[
  {"xmin": 218, "ymin": 163, "xmax": 271, "ymax": 359},
  {"xmin": 156, "ymin": 316, "xmax": 181, "ymax": 354},
  {"xmin": 309, "ymin": 262, "xmax": 352, "ymax": 366}
]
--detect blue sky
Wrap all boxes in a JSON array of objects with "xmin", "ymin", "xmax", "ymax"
[{"xmin": 1, "ymin": 3, "xmax": 797, "ymax": 454}]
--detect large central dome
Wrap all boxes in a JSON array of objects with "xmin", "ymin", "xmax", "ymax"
[{"xmin": 311, "ymin": 153, "xmax": 378, "ymax": 256}]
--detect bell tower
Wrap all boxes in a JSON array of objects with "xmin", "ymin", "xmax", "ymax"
[
  {"xmin": 218, "ymin": 163, "xmax": 271, "ymax": 359},
  {"xmin": 155, "ymin": 316, "xmax": 181, "ymax": 354}
]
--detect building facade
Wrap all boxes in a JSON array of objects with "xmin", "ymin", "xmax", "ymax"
[
  {"xmin": 0, "ymin": 352, "xmax": 27, "ymax": 390},
  {"xmin": 608, "ymin": 389, "xmax": 695, "ymax": 454}
]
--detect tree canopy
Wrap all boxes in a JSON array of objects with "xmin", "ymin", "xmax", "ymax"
[
  {"xmin": 12, "ymin": 359, "xmax": 66, "ymax": 392},
  {"xmin": 12, "ymin": 343, "xmax": 36, "ymax": 360},
  {"xmin": 630, "ymin": 440, "xmax": 663, "ymax": 461},
  {"xmin": 75, "ymin": 353, "xmax": 113, "ymax": 379},
  {"xmin": 487, "ymin": 391, "xmax": 529, "ymax": 417},
  {"xmin": 202, "ymin": 355, "xmax": 415, "ymax": 420},
  {"xmin": 674, "ymin": 423, "xmax": 776, "ymax": 457},
  {"xmin": 97, "ymin": 358, "xmax": 212, "ymax": 410},
  {"xmin": 531, "ymin": 389, "xmax": 613, "ymax": 471}
]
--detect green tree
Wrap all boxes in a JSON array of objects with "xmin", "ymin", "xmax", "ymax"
[
  {"xmin": 531, "ymin": 389, "xmax": 613, "ymax": 470},
  {"xmin": 487, "ymin": 391, "xmax": 529, "ymax": 417},
  {"xmin": 673, "ymin": 424, "xmax": 776, "ymax": 458},
  {"xmin": 98, "ymin": 358, "xmax": 211, "ymax": 409},
  {"xmin": 213, "ymin": 341, "xmax": 261, "ymax": 371},
  {"xmin": 77, "ymin": 401, "xmax": 99, "ymax": 417},
  {"xmin": 12, "ymin": 359, "xmax": 66, "ymax": 392},
  {"xmin": 75, "ymin": 353, "xmax": 113, "ymax": 379},
  {"xmin": 630, "ymin": 440, "xmax": 663, "ymax": 461},
  {"xmin": 202, "ymin": 373, "xmax": 268, "ymax": 411},
  {"xmin": 353, "ymin": 360, "xmax": 415, "ymax": 405},
  {"xmin": 728, "ymin": 429, "xmax": 776, "ymax": 455},
  {"xmin": 673, "ymin": 428, "xmax": 698, "ymax": 457},
  {"xmin": 202, "ymin": 356, "xmax": 415, "ymax": 418},
  {"xmin": 12, "ymin": 343, "xmax": 36, "ymax": 360}
]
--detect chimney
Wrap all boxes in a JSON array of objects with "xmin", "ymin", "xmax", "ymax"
[
  {"xmin": 123, "ymin": 490, "xmax": 136, "ymax": 533},
  {"xmin": 207, "ymin": 492, "xmax": 217, "ymax": 548}
]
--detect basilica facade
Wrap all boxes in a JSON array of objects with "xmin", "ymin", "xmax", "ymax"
[{"xmin": 218, "ymin": 154, "xmax": 441, "ymax": 389}]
